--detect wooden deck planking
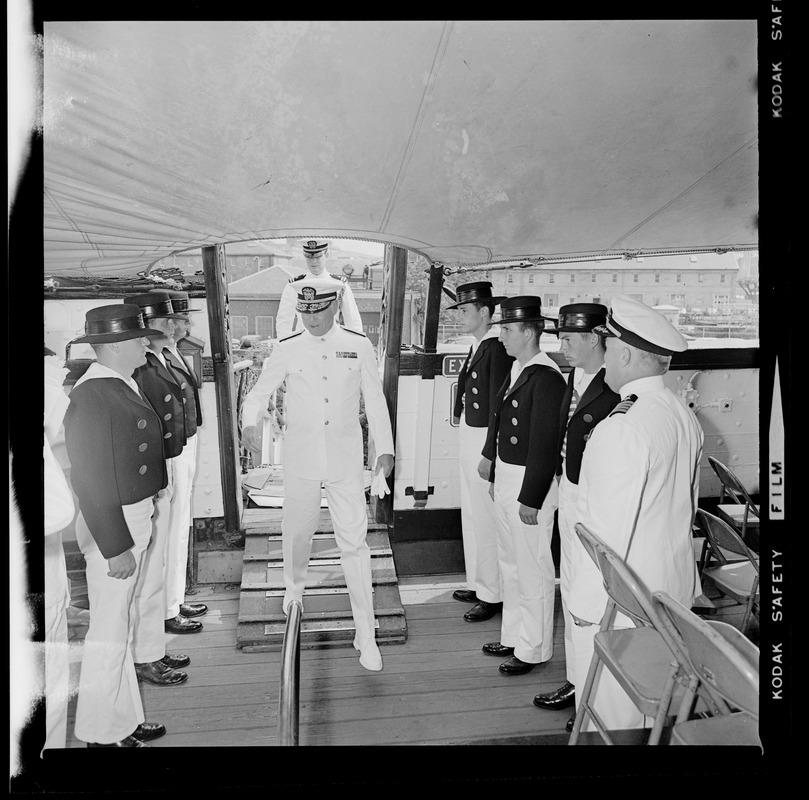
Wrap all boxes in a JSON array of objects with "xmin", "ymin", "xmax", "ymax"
[
  {"xmin": 63, "ymin": 580, "xmax": 573, "ymax": 747},
  {"xmin": 63, "ymin": 567, "xmax": 756, "ymax": 748}
]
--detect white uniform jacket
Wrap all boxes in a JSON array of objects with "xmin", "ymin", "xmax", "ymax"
[
  {"xmin": 241, "ymin": 324, "xmax": 394, "ymax": 481},
  {"xmin": 276, "ymin": 272, "xmax": 363, "ymax": 339},
  {"xmin": 568, "ymin": 374, "xmax": 704, "ymax": 623}
]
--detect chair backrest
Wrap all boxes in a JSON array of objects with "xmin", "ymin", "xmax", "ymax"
[
  {"xmin": 695, "ymin": 509, "xmax": 759, "ymax": 571},
  {"xmin": 575, "ymin": 523, "xmax": 660, "ymax": 629},
  {"xmin": 707, "ymin": 456, "xmax": 760, "ymax": 518},
  {"xmin": 652, "ymin": 591, "xmax": 760, "ymax": 719}
]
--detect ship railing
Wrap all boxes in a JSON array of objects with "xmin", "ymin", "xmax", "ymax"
[{"xmin": 277, "ymin": 599, "xmax": 303, "ymax": 746}]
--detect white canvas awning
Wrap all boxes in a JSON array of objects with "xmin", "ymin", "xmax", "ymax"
[{"xmin": 38, "ymin": 19, "xmax": 758, "ymax": 278}]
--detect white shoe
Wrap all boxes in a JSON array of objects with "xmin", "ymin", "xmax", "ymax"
[
  {"xmin": 282, "ymin": 593, "xmax": 303, "ymax": 615},
  {"xmin": 353, "ymin": 637, "xmax": 383, "ymax": 671}
]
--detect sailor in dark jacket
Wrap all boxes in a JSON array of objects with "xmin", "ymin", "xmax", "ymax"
[
  {"xmin": 160, "ymin": 290, "xmax": 209, "ymax": 625},
  {"xmin": 64, "ymin": 304, "xmax": 169, "ymax": 747},
  {"xmin": 124, "ymin": 292, "xmax": 197, "ymax": 690},
  {"xmin": 448, "ymin": 282, "xmax": 512, "ymax": 622},
  {"xmin": 531, "ymin": 304, "xmax": 619, "ymax": 727},
  {"xmin": 477, "ymin": 296, "xmax": 566, "ymax": 675}
]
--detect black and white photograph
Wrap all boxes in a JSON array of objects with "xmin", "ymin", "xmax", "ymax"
[{"xmin": 9, "ymin": 7, "xmax": 792, "ymax": 791}]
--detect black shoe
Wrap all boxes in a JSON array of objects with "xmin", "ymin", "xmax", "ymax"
[
  {"xmin": 464, "ymin": 601, "xmax": 502, "ymax": 622},
  {"xmin": 452, "ymin": 589, "xmax": 478, "ymax": 603},
  {"xmin": 499, "ymin": 656, "xmax": 539, "ymax": 675},
  {"xmin": 134, "ymin": 660, "xmax": 188, "ymax": 686},
  {"xmin": 482, "ymin": 642, "xmax": 515, "ymax": 657},
  {"xmin": 87, "ymin": 736, "xmax": 147, "ymax": 748},
  {"xmin": 179, "ymin": 602, "xmax": 208, "ymax": 618},
  {"xmin": 533, "ymin": 681, "xmax": 576, "ymax": 710},
  {"xmin": 165, "ymin": 615, "xmax": 203, "ymax": 634},
  {"xmin": 566, "ymin": 713, "xmax": 576, "ymax": 733},
  {"xmin": 159, "ymin": 652, "xmax": 191, "ymax": 670},
  {"xmin": 131, "ymin": 722, "xmax": 167, "ymax": 742}
]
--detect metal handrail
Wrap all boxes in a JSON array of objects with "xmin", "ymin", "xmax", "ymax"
[{"xmin": 277, "ymin": 600, "xmax": 303, "ymax": 746}]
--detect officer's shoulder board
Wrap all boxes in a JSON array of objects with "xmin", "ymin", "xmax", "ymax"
[
  {"xmin": 288, "ymin": 274, "xmax": 307, "ymax": 284},
  {"xmin": 279, "ymin": 330, "xmax": 304, "ymax": 343},
  {"xmin": 609, "ymin": 394, "xmax": 638, "ymax": 417},
  {"xmin": 339, "ymin": 325, "xmax": 366, "ymax": 337}
]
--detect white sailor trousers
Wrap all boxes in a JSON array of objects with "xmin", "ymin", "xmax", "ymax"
[
  {"xmin": 43, "ymin": 533, "xmax": 70, "ymax": 750},
  {"xmin": 74, "ymin": 497, "xmax": 153, "ymax": 744},
  {"xmin": 458, "ymin": 418, "xmax": 501, "ymax": 602},
  {"xmin": 131, "ymin": 458, "xmax": 175, "ymax": 663},
  {"xmin": 164, "ymin": 434, "xmax": 198, "ymax": 618},
  {"xmin": 493, "ymin": 458, "xmax": 557, "ymax": 663},
  {"xmin": 282, "ymin": 470, "xmax": 376, "ymax": 642},
  {"xmin": 557, "ymin": 473, "xmax": 578, "ymax": 684}
]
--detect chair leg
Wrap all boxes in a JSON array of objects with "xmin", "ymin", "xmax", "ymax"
[
  {"xmin": 741, "ymin": 596, "xmax": 754, "ymax": 632},
  {"xmin": 569, "ymin": 650, "xmax": 608, "ymax": 745},
  {"xmin": 647, "ymin": 664, "xmax": 678, "ymax": 745},
  {"xmin": 673, "ymin": 674, "xmax": 700, "ymax": 724}
]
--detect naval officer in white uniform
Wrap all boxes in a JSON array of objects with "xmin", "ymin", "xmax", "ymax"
[
  {"xmin": 275, "ymin": 240, "xmax": 363, "ymax": 339},
  {"xmin": 241, "ymin": 278, "xmax": 394, "ymax": 671},
  {"xmin": 568, "ymin": 295, "xmax": 703, "ymax": 734}
]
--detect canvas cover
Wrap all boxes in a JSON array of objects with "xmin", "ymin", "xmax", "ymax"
[{"xmin": 39, "ymin": 20, "xmax": 758, "ymax": 278}]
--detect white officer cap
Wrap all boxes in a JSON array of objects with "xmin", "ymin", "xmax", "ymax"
[
  {"xmin": 594, "ymin": 295, "xmax": 688, "ymax": 356},
  {"xmin": 295, "ymin": 277, "xmax": 340, "ymax": 313},
  {"xmin": 301, "ymin": 239, "xmax": 329, "ymax": 257}
]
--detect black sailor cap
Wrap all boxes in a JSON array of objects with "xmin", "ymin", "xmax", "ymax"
[{"xmin": 446, "ymin": 281, "xmax": 507, "ymax": 309}]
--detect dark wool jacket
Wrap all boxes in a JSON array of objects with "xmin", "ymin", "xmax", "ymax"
[
  {"xmin": 556, "ymin": 367, "xmax": 621, "ymax": 484},
  {"xmin": 482, "ymin": 363, "xmax": 566, "ymax": 509},
  {"xmin": 452, "ymin": 337, "xmax": 514, "ymax": 427},
  {"xmin": 164, "ymin": 348, "xmax": 203, "ymax": 433},
  {"xmin": 132, "ymin": 351, "xmax": 188, "ymax": 458},
  {"xmin": 64, "ymin": 378, "xmax": 168, "ymax": 558}
]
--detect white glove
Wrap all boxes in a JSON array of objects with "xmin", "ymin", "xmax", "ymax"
[{"xmin": 370, "ymin": 471, "xmax": 390, "ymax": 499}]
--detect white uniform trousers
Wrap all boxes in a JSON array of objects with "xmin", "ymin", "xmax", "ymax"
[
  {"xmin": 131, "ymin": 458, "xmax": 175, "ymax": 663},
  {"xmin": 165, "ymin": 435, "xmax": 197, "ymax": 618},
  {"xmin": 493, "ymin": 458, "xmax": 557, "ymax": 663},
  {"xmin": 571, "ymin": 612, "xmax": 647, "ymax": 732},
  {"xmin": 557, "ymin": 473, "xmax": 578, "ymax": 684},
  {"xmin": 282, "ymin": 471, "xmax": 376, "ymax": 642},
  {"xmin": 74, "ymin": 498, "xmax": 153, "ymax": 744},
  {"xmin": 43, "ymin": 532, "xmax": 70, "ymax": 750},
  {"xmin": 458, "ymin": 419, "xmax": 501, "ymax": 602}
]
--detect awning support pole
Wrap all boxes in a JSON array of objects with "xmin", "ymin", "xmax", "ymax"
[{"xmin": 202, "ymin": 244, "xmax": 244, "ymax": 538}]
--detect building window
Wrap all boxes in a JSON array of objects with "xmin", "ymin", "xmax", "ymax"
[
  {"xmin": 676, "ymin": 274, "xmax": 682, "ymax": 283},
  {"xmin": 507, "ymin": 274, "xmax": 514, "ymax": 283},
  {"xmin": 546, "ymin": 296, "xmax": 555, "ymax": 307},
  {"xmin": 671, "ymin": 293, "xmax": 686, "ymax": 306},
  {"xmin": 549, "ymin": 274, "xmax": 555, "ymax": 284},
  {"xmin": 528, "ymin": 274, "xmax": 534, "ymax": 284},
  {"xmin": 698, "ymin": 273, "xmax": 704, "ymax": 283},
  {"xmin": 570, "ymin": 274, "xmax": 575, "ymax": 283},
  {"xmin": 591, "ymin": 273, "xmax": 596, "ymax": 283},
  {"xmin": 633, "ymin": 274, "xmax": 639, "ymax": 283},
  {"xmin": 255, "ymin": 316, "xmax": 274, "ymax": 339},
  {"xmin": 655, "ymin": 273, "xmax": 660, "ymax": 283},
  {"xmin": 612, "ymin": 274, "xmax": 618, "ymax": 283},
  {"xmin": 230, "ymin": 315, "xmax": 248, "ymax": 341},
  {"xmin": 720, "ymin": 274, "xmax": 726, "ymax": 283}
]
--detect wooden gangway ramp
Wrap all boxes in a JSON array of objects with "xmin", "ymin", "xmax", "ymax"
[{"xmin": 236, "ymin": 506, "xmax": 407, "ymax": 651}]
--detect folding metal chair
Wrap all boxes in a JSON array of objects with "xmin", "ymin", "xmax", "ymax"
[
  {"xmin": 707, "ymin": 456, "xmax": 760, "ymax": 542},
  {"xmin": 569, "ymin": 524, "xmax": 688, "ymax": 746},
  {"xmin": 652, "ymin": 591, "xmax": 760, "ymax": 747},
  {"xmin": 695, "ymin": 509, "xmax": 760, "ymax": 633}
]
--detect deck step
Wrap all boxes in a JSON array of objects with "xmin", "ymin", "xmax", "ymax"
[
  {"xmin": 243, "ymin": 530, "xmax": 392, "ymax": 561},
  {"xmin": 236, "ymin": 506, "xmax": 407, "ymax": 650}
]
